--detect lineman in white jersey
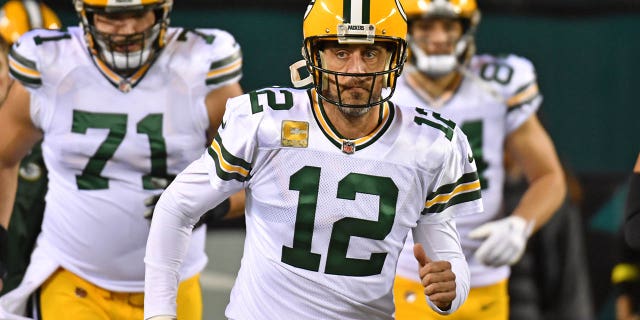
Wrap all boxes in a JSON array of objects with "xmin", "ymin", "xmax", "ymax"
[
  {"xmin": 0, "ymin": 0, "xmax": 244, "ymax": 318},
  {"xmin": 144, "ymin": 0, "xmax": 482, "ymax": 319},
  {"xmin": 393, "ymin": 1, "xmax": 567, "ymax": 319}
]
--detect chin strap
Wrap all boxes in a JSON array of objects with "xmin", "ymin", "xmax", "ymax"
[{"xmin": 289, "ymin": 59, "xmax": 313, "ymax": 88}]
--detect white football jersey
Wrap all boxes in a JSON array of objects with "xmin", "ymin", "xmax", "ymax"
[
  {"xmin": 8, "ymin": 26, "xmax": 242, "ymax": 291},
  {"xmin": 393, "ymin": 54, "xmax": 543, "ymax": 287},
  {"xmin": 202, "ymin": 87, "xmax": 482, "ymax": 319}
]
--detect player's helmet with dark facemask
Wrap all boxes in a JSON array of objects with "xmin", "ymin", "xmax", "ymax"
[
  {"xmin": 74, "ymin": 0, "xmax": 172, "ymax": 78},
  {"xmin": 401, "ymin": 0, "xmax": 480, "ymax": 78},
  {"xmin": 290, "ymin": 0, "xmax": 408, "ymax": 109}
]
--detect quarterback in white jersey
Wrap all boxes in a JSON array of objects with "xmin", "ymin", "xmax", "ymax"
[
  {"xmin": 0, "ymin": 0, "xmax": 243, "ymax": 319},
  {"xmin": 393, "ymin": 1, "xmax": 566, "ymax": 319},
  {"xmin": 144, "ymin": 0, "xmax": 482, "ymax": 319}
]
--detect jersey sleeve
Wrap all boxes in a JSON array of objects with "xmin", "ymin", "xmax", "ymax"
[
  {"xmin": 8, "ymin": 29, "xmax": 69, "ymax": 129},
  {"xmin": 203, "ymin": 93, "xmax": 259, "ymax": 192},
  {"xmin": 9, "ymin": 30, "xmax": 57, "ymax": 91},
  {"xmin": 420, "ymin": 126, "xmax": 483, "ymax": 224},
  {"xmin": 7, "ymin": 30, "xmax": 45, "ymax": 89},
  {"xmin": 198, "ymin": 28, "xmax": 243, "ymax": 89},
  {"xmin": 500, "ymin": 54, "xmax": 543, "ymax": 134}
]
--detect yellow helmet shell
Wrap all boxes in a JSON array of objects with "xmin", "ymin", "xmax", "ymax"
[
  {"xmin": 400, "ymin": 0, "xmax": 480, "ymax": 27},
  {"xmin": 0, "ymin": 0, "xmax": 62, "ymax": 44},
  {"xmin": 304, "ymin": 0, "xmax": 407, "ymax": 43}
]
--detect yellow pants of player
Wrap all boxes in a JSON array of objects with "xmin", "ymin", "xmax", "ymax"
[
  {"xmin": 37, "ymin": 268, "xmax": 202, "ymax": 320},
  {"xmin": 394, "ymin": 276, "xmax": 508, "ymax": 320}
]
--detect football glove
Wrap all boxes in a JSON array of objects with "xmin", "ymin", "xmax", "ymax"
[{"xmin": 468, "ymin": 216, "xmax": 533, "ymax": 267}]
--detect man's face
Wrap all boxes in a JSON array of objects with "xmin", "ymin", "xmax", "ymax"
[
  {"xmin": 410, "ymin": 17, "xmax": 463, "ymax": 56},
  {"xmin": 320, "ymin": 43, "xmax": 391, "ymax": 111},
  {"xmin": 93, "ymin": 9, "xmax": 156, "ymax": 53}
]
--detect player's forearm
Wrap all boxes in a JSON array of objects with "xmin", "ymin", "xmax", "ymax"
[
  {"xmin": 0, "ymin": 164, "xmax": 19, "ymax": 228},
  {"xmin": 144, "ymin": 187, "xmax": 192, "ymax": 318},
  {"xmin": 512, "ymin": 169, "xmax": 566, "ymax": 233},
  {"xmin": 414, "ymin": 220, "xmax": 470, "ymax": 315},
  {"xmin": 144, "ymin": 157, "xmax": 235, "ymax": 318}
]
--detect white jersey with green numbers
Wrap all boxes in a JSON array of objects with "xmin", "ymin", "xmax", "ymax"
[
  {"xmin": 393, "ymin": 54, "xmax": 543, "ymax": 287},
  {"xmin": 8, "ymin": 26, "xmax": 242, "ymax": 291},
  {"xmin": 203, "ymin": 87, "xmax": 482, "ymax": 319}
]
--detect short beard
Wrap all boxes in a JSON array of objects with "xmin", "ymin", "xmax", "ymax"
[{"xmin": 337, "ymin": 105, "xmax": 372, "ymax": 118}]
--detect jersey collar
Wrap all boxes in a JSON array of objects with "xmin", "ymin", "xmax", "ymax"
[
  {"xmin": 307, "ymin": 89, "xmax": 395, "ymax": 154},
  {"xmin": 90, "ymin": 54, "xmax": 156, "ymax": 93}
]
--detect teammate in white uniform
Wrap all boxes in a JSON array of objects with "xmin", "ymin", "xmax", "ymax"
[
  {"xmin": 0, "ymin": 0, "xmax": 243, "ymax": 318},
  {"xmin": 144, "ymin": 0, "xmax": 482, "ymax": 319},
  {"xmin": 393, "ymin": 1, "xmax": 567, "ymax": 319}
]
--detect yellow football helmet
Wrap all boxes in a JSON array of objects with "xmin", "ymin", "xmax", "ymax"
[
  {"xmin": 293, "ymin": 0, "xmax": 408, "ymax": 109},
  {"xmin": 0, "ymin": 0, "xmax": 61, "ymax": 44},
  {"xmin": 73, "ymin": 0, "xmax": 172, "ymax": 77},
  {"xmin": 401, "ymin": 0, "xmax": 480, "ymax": 77}
]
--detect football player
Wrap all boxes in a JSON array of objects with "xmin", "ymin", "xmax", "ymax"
[
  {"xmin": 143, "ymin": 0, "xmax": 483, "ymax": 319},
  {"xmin": 0, "ymin": 0, "xmax": 244, "ymax": 318},
  {"xmin": 392, "ymin": 0, "xmax": 566, "ymax": 319},
  {"xmin": 0, "ymin": 0, "xmax": 61, "ymax": 295}
]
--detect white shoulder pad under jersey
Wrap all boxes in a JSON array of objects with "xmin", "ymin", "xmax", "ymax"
[{"xmin": 468, "ymin": 54, "xmax": 543, "ymax": 133}]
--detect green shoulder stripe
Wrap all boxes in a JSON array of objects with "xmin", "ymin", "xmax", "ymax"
[
  {"xmin": 423, "ymin": 190, "xmax": 481, "ymax": 214},
  {"xmin": 209, "ymin": 50, "xmax": 242, "ymax": 71},
  {"xmin": 9, "ymin": 70, "xmax": 42, "ymax": 87},
  {"xmin": 507, "ymin": 94, "xmax": 541, "ymax": 113},
  {"xmin": 207, "ymin": 135, "xmax": 252, "ymax": 182},
  {"xmin": 206, "ymin": 69, "xmax": 242, "ymax": 86},
  {"xmin": 9, "ymin": 47, "xmax": 37, "ymax": 70},
  {"xmin": 426, "ymin": 172, "xmax": 479, "ymax": 202}
]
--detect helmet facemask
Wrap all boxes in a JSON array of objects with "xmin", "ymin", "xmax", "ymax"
[
  {"xmin": 291, "ymin": 0, "xmax": 408, "ymax": 111},
  {"xmin": 76, "ymin": 1, "xmax": 171, "ymax": 78},
  {"xmin": 406, "ymin": 0, "xmax": 480, "ymax": 78},
  {"xmin": 302, "ymin": 35, "xmax": 406, "ymax": 111}
]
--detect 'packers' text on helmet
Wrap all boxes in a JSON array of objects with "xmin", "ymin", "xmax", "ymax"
[
  {"xmin": 401, "ymin": 0, "xmax": 480, "ymax": 77},
  {"xmin": 291, "ymin": 0, "xmax": 408, "ymax": 109},
  {"xmin": 0, "ymin": 0, "xmax": 61, "ymax": 44},
  {"xmin": 73, "ymin": 0, "xmax": 172, "ymax": 77}
]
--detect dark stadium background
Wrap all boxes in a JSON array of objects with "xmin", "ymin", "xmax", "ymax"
[{"xmin": 40, "ymin": 1, "xmax": 640, "ymax": 319}]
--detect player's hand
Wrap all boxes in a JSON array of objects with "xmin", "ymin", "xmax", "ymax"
[
  {"xmin": 414, "ymin": 243, "xmax": 456, "ymax": 311},
  {"xmin": 468, "ymin": 216, "xmax": 533, "ymax": 267}
]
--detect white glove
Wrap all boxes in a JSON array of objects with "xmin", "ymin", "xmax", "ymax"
[
  {"xmin": 146, "ymin": 316, "xmax": 176, "ymax": 320},
  {"xmin": 468, "ymin": 216, "xmax": 533, "ymax": 267}
]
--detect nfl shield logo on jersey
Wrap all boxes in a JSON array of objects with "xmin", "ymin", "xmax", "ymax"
[{"xmin": 341, "ymin": 140, "xmax": 355, "ymax": 154}]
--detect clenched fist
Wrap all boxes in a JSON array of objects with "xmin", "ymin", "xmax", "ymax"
[{"xmin": 414, "ymin": 243, "xmax": 457, "ymax": 311}]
